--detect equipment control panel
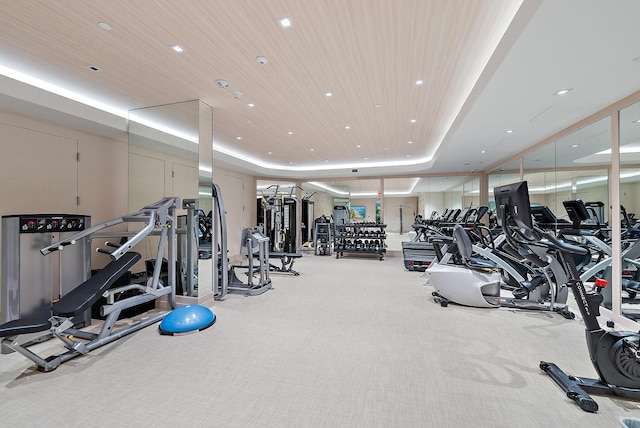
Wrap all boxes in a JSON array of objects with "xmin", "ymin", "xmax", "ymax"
[{"xmin": 7, "ymin": 215, "xmax": 87, "ymax": 233}]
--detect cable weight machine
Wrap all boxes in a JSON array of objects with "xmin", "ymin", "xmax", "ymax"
[{"xmin": 258, "ymin": 185, "xmax": 300, "ymax": 254}]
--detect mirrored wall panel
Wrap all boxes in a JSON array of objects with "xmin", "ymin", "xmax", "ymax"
[{"xmin": 129, "ymin": 100, "xmax": 213, "ymax": 299}]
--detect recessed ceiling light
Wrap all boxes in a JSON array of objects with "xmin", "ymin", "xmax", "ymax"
[
  {"xmin": 571, "ymin": 144, "xmax": 579, "ymax": 148},
  {"xmin": 289, "ymin": 161, "xmax": 294, "ymax": 165},
  {"xmin": 278, "ymin": 17, "xmax": 293, "ymax": 29},
  {"xmin": 415, "ymin": 80, "xmax": 423, "ymax": 85},
  {"xmin": 288, "ymin": 131, "xmax": 293, "ymax": 135},
  {"xmin": 375, "ymin": 104, "xmax": 383, "ymax": 108},
  {"xmin": 247, "ymin": 103, "xmax": 255, "ymax": 107},
  {"xmin": 633, "ymin": 119, "xmax": 640, "ymax": 123},
  {"xmin": 268, "ymin": 151, "xmax": 273, "ymax": 155},
  {"xmin": 98, "ymin": 22, "xmax": 112, "ymax": 31},
  {"xmin": 410, "ymin": 119, "xmax": 416, "ymax": 123},
  {"xmin": 408, "ymin": 141, "xmax": 413, "ymax": 144},
  {"xmin": 406, "ymin": 154, "xmax": 411, "ymax": 158},
  {"xmin": 86, "ymin": 65, "xmax": 101, "ymax": 72},
  {"xmin": 310, "ymin": 148, "xmax": 315, "ymax": 152},
  {"xmin": 364, "ymin": 157, "xmax": 368, "ymax": 160},
  {"xmin": 505, "ymin": 129, "xmax": 514, "ymax": 134},
  {"xmin": 236, "ymin": 136, "xmax": 242, "ymax": 140},
  {"xmin": 324, "ymin": 159, "xmax": 329, "ymax": 162},
  {"xmin": 480, "ymin": 150, "xmax": 487, "ymax": 154},
  {"xmin": 554, "ymin": 88, "xmax": 572, "ymax": 95},
  {"xmin": 324, "ymin": 92, "xmax": 332, "ymax": 97},
  {"xmin": 170, "ymin": 44, "xmax": 184, "ymax": 53},
  {"xmin": 256, "ymin": 56, "xmax": 268, "ymax": 65},
  {"xmin": 356, "ymin": 145, "xmax": 361, "ymax": 148},
  {"xmin": 345, "ymin": 125, "xmax": 350, "ymax": 130}
]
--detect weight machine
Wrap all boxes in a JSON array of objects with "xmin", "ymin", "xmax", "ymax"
[
  {"xmin": 0, "ymin": 197, "xmax": 180, "ymax": 371},
  {"xmin": 258, "ymin": 185, "xmax": 299, "ymax": 254},
  {"xmin": 214, "ymin": 183, "xmax": 272, "ymax": 299}
]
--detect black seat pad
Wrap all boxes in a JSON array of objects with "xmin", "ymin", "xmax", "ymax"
[
  {"xmin": 269, "ymin": 252, "xmax": 302, "ymax": 258},
  {"xmin": 53, "ymin": 252, "xmax": 141, "ymax": 318},
  {"xmin": 0, "ymin": 318, "xmax": 52, "ymax": 337}
]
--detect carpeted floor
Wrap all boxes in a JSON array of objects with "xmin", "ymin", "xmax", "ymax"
[{"xmin": 0, "ymin": 252, "xmax": 638, "ymax": 427}]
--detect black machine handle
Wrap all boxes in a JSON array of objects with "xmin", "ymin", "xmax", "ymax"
[{"xmin": 534, "ymin": 226, "xmax": 588, "ymax": 256}]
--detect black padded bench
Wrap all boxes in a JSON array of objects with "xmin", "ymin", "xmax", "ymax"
[
  {"xmin": 268, "ymin": 252, "xmax": 302, "ymax": 276},
  {"xmin": 0, "ymin": 252, "xmax": 141, "ymax": 338}
]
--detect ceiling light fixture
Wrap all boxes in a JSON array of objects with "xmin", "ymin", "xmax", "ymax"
[
  {"xmin": 236, "ymin": 136, "xmax": 242, "ymax": 140},
  {"xmin": 505, "ymin": 129, "xmax": 514, "ymax": 134},
  {"xmin": 288, "ymin": 131, "xmax": 293, "ymax": 135},
  {"xmin": 310, "ymin": 148, "xmax": 315, "ymax": 152},
  {"xmin": 170, "ymin": 44, "xmax": 184, "ymax": 53},
  {"xmin": 408, "ymin": 141, "xmax": 413, "ymax": 144},
  {"xmin": 278, "ymin": 17, "xmax": 293, "ymax": 28},
  {"xmin": 415, "ymin": 80, "xmax": 423, "ymax": 85},
  {"xmin": 98, "ymin": 22, "xmax": 112, "ymax": 31},
  {"xmin": 633, "ymin": 119, "xmax": 640, "ymax": 123},
  {"xmin": 247, "ymin": 103, "xmax": 255, "ymax": 107},
  {"xmin": 268, "ymin": 152, "xmax": 273, "ymax": 155},
  {"xmin": 324, "ymin": 92, "xmax": 332, "ymax": 97},
  {"xmin": 86, "ymin": 65, "xmax": 101, "ymax": 72},
  {"xmin": 256, "ymin": 56, "xmax": 268, "ymax": 65},
  {"xmin": 345, "ymin": 125, "xmax": 350, "ymax": 130},
  {"xmin": 571, "ymin": 144, "xmax": 579, "ymax": 148},
  {"xmin": 410, "ymin": 119, "xmax": 416, "ymax": 123},
  {"xmin": 554, "ymin": 88, "xmax": 572, "ymax": 95},
  {"xmin": 480, "ymin": 150, "xmax": 487, "ymax": 154}
]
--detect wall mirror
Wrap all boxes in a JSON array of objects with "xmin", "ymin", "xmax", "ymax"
[
  {"xmin": 554, "ymin": 117, "xmax": 611, "ymax": 310},
  {"xmin": 619, "ymin": 101, "xmax": 640, "ymax": 319},
  {"xmin": 128, "ymin": 100, "xmax": 213, "ymax": 300},
  {"xmin": 488, "ymin": 159, "xmax": 521, "ymax": 208}
]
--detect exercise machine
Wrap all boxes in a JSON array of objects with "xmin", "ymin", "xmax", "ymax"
[
  {"xmin": 1, "ymin": 214, "xmax": 92, "ymax": 335},
  {"xmin": 214, "ymin": 183, "xmax": 272, "ymax": 298},
  {"xmin": 0, "ymin": 197, "xmax": 181, "ymax": 372},
  {"xmin": 491, "ymin": 182, "xmax": 640, "ymax": 412},
  {"xmin": 258, "ymin": 184, "xmax": 298, "ymax": 254},
  {"xmin": 426, "ymin": 183, "xmax": 573, "ymax": 319}
]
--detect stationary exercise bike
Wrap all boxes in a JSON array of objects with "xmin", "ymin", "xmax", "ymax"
[{"xmin": 494, "ymin": 181, "xmax": 640, "ymax": 413}]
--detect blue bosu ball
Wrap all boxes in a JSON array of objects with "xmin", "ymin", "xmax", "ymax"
[{"xmin": 159, "ymin": 304, "xmax": 216, "ymax": 336}]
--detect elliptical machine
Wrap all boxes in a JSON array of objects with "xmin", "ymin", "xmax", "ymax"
[
  {"xmin": 426, "ymin": 185, "xmax": 572, "ymax": 318},
  {"xmin": 494, "ymin": 181, "xmax": 640, "ymax": 413}
]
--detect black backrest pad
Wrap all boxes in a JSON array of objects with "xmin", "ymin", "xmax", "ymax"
[
  {"xmin": 453, "ymin": 225, "xmax": 473, "ymax": 260},
  {"xmin": 52, "ymin": 252, "xmax": 141, "ymax": 317}
]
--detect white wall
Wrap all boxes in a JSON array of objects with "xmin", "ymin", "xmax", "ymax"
[
  {"xmin": 0, "ymin": 109, "xmax": 129, "ymax": 311},
  {"xmin": 419, "ymin": 191, "xmax": 445, "ymax": 219},
  {"xmin": 214, "ymin": 167, "xmax": 254, "ymax": 256},
  {"xmin": 383, "ymin": 197, "xmax": 418, "ymax": 233},
  {"xmin": 0, "ymin": 107, "xmax": 255, "ymax": 313}
]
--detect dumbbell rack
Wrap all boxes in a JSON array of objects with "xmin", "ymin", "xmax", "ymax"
[{"xmin": 334, "ymin": 222, "xmax": 386, "ymax": 261}]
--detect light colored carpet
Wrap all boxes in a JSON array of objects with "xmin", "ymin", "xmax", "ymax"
[{"xmin": 0, "ymin": 253, "xmax": 637, "ymax": 427}]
